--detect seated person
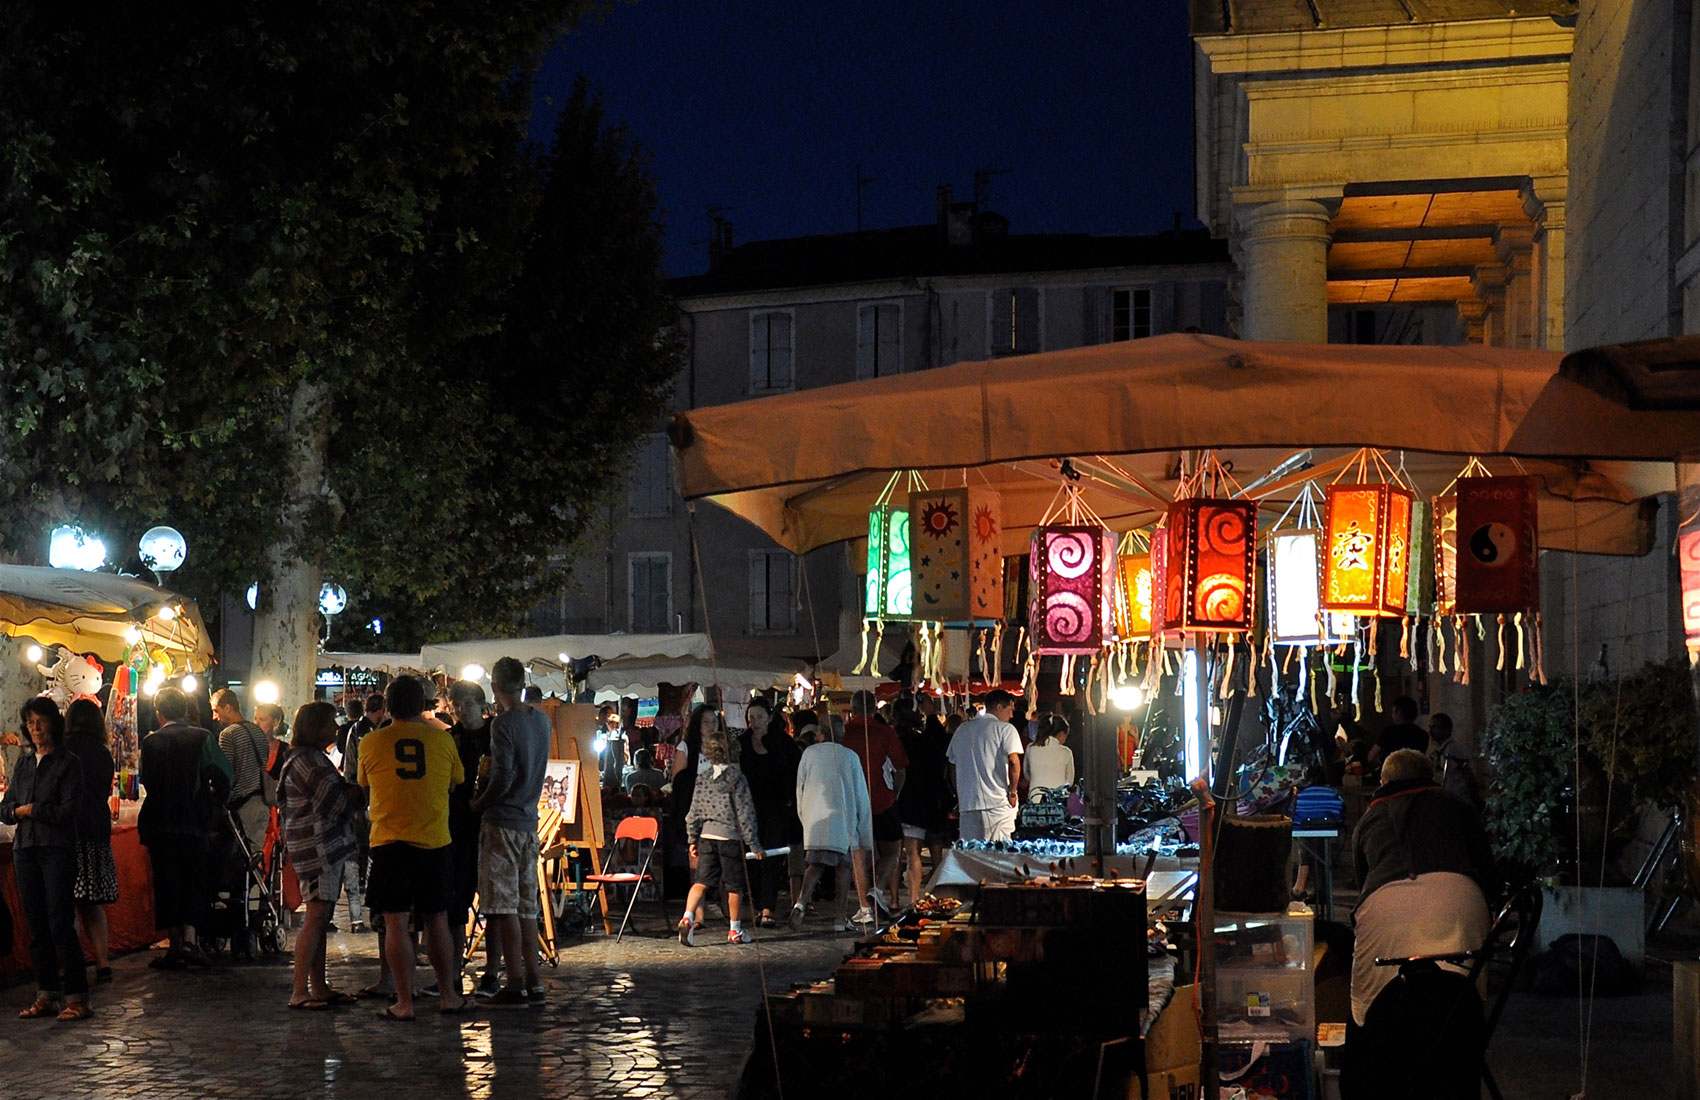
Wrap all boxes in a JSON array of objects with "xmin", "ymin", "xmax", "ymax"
[
  {"xmin": 1344, "ymin": 748, "xmax": 1499, "ymax": 1100},
  {"xmin": 622, "ymin": 748, "xmax": 667, "ymax": 795}
]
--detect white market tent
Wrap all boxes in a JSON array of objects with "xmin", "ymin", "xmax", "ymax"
[
  {"xmin": 318, "ymin": 651, "xmax": 425, "ymax": 674},
  {"xmin": 587, "ymin": 654, "xmax": 807, "ymax": 703}
]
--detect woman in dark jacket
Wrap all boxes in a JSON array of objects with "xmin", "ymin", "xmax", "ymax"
[
  {"xmin": 0, "ymin": 697, "xmax": 89, "ymax": 1019},
  {"xmin": 63, "ymin": 698, "xmax": 117, "ymax": 983},
  {"xmin": 738, "ymin": 700, "xmax": 801, "ymax": 927}
]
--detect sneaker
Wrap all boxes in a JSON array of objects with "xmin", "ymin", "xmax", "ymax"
[
  {"xmin": 526, "ymin": 986, "xmax": 546, "ymax": 1007},
  {"xmin": 480, "ymin": 987, "xmax": 528, "ymax": 1009},
  {"xmin": 477, "ymin": 971, "xmax": 501, "ymax": 997},
  {"xmin": 849, "ymin": 907, "xmax": 876, "ymax": 928},
  {"xmin": 349, "ymin": 921, "xmax": 369, "ymax": 934},
  {"xmin": 786, "ymin": 904, "xmax": 805, "ymax": 932},
  {"xmin": 728, "ymin": 928, "xmax": 752, "ymax": 944},
  {"xmin": 676, "ymin": 916, "xmax": 696, "ymax": 947}
]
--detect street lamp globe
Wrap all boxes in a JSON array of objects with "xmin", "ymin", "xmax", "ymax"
[{"xmin": 138, "ymin": 526, "xmax": 187, "ymax": 573}]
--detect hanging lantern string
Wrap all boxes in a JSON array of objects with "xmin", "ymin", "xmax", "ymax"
[
  {"xmin": 1438, "ymin": 456, "xmax": 1494, "ymax": 498},
  {"xmin": 1176, "ymin": 450, "xmax": 1247, "ymax": 502},
  {"xmin": 872, "ymin": 469, "xmax": 903, "ymax": 509},
  {"xmin": 1329, "ymin": 447, "xmax": 1412, "ymax": 490},
  {"xmin": 1037, "ymin": 476, "xmax": 1113, "ymax": 529},
  {"xmin": 1116, "ymin": 527, "xmax": 1151, "ymax": 555},
  {"xmin": 1266, "ymin": 479, "xmax": 1324, "ymax": 538}
]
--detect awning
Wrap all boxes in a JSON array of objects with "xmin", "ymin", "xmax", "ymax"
[
  {"xmin": 587, "ymin": 655, "xmax": 806, "ymax": 700},
  {"xmin": 317, "ymin": 652, "xmax": 425, "ymax": 675},
  {"xmin": 419, "ymin": 633, "xmax": 712, "ymax": 679},
  {"xmin": 0, "ymin": 565, "xmax": 214, "ymax": 671},
  {"xmin": 670, "ymin": 333, "xmax": 1700, "ymax": 556}
]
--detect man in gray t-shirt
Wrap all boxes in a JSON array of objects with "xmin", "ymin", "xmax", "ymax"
[{"xmin": 470, "ymin": 656, "xmax": 551, "ymax": 1006}]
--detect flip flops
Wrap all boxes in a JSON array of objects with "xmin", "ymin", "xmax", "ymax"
[
  {"xmin": 354, "ymin": 985, "xmax": 391, "ymax": 1000},
  {"xmin": 438, "ymin": 994, "xmax": 478, "ymax": 1014},
  {"xmin": 375, "ymin": 1005, "xmax": 414, "ymax": 1022},
  {"xmin": 287, "ymin": 999, "xmax": 332, "ymax": 1011},
  {"xmin": 321, "ymin": 991, "xmax": 358, "ymax": 1006}
]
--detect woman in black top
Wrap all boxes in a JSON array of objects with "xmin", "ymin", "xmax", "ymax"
[
  {"xmin": 896, "ymin": 696, "xmax": 954, "ymax": 907},
  {"xmin": 446, "ymin": 680, "xmax": 495, "ymax": 993},
  {"xmin": 0, "ymin": 697, "xmax": 88, "ymax": 1019},
  {"xmin": 63, "ymin": 698, "xmax": 117, "ymax": 982},
  {"xmin": 738, "ymin": 700, "xmax": 801, "ymax": 927}
]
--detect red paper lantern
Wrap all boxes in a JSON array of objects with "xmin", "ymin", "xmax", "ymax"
[
  {"xmin": 1028, "ymin": 525, "xmax": 1117, "ymax": 654},
  {"xmin": 1453, "ymin": 476, "xmax": 1539, "ymax": 615},
  {"xmin": 1322, "ymin": 484, "xmax": 1413, "ymax": 618},
  {"xmin": 1433, "ymin": 495, "xmax": 1457, "ymax": 617},
  {"xmin": 1160, "ymin": 499, "xmax": 1257, "ymax": 633}
]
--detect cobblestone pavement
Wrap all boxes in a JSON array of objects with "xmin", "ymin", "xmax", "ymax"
[{"xmin": 2, "ymin": 919, "xmax": 852, "ymax": 1100}]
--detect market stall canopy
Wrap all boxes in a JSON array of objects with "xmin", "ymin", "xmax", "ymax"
[
  {"xmin": 419, "ymin": 633, "xmax": 712, "ymax": 680},
  {"xmin": 670, "ymin": 333, "xmax": 1700, "ymax": 556},
  {"xmin": 1560, "ymin": 334, "xmax": 1700, "ymax": 411},
  {"xmin": 317, "ymin": 652, "xmax": 425, "ymax": 674},
  {"xmin": 587, "ymin": 654, "xmax": 806, "ymax": 700},
  {"xmin": 0, "ymin": 565, "xmax": 214, "ymax": 671}
]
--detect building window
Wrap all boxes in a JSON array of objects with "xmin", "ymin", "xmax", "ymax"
[
  {"xmin": 749, "ymin": 310, "xmax": 795, "ymax": 393},
  {"xmin": 628, "ymin": 552, "xmax": 672, "ymax": 633},
  {"xmin": 627, "ymin": 434, "xmax": 672, "ymax": 517},
  {"xmin": 1111, "ymin": 288, "xmax": 1153, "ymax": 341},
  {"xmin": 988, "ymin": 287, "xmax": 1041, "ymax": 355},
  {"xmin": 856, "ymin": 302, "xmax": 902, "ymax": 379},
  {"xmin": 748, "ymin": 550, "xmax": 796, "ymax": 634}
]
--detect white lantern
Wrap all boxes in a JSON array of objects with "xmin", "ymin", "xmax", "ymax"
[
  {"xmin": 318, "ymin": 583, "xmax": 348, "ymax": 616},
  {"xmin": 138, "ymin": 526, "xmax": 187, "ymax": 573},
  {"xmin": 1269, "ymin": 531, "xmax": 1353, "ymax": 646},
  {"xmin": 48, "ymin": 525, "xmax": 107, "ymax": 571}
]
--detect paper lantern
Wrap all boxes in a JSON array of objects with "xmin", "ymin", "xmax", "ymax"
[
  {"xmin": 1453, "ymin": 476, "xmax": 1539, "ymax": 614},
  {"xmin": 1406, "ymin": 499, "xmax": 1434, "ymax": 616},
  {"xmin": 1160, "ymin": 499, "xmax": 1257, "ymax": 633},
  {"xmin": 863, "ymin": 505, "xmax": 913, "ymax": 619},
  {"xmin": 1268, "ymin": 530, "xmax": 1352, "ymax": 645},
  {"xmin": 1028, "ymin": 525, "xmax": 1117, "ymax": 654},
  {"xmin": 1322, "ymin": 484, "xmax": 1413, "ymax": 617},
  {"xmin": 1434, "ymin": 496, "xmax": 1457, "ymax": 617},
  {"xmin": 1683, "ymin": 529, "xmax": 1700, "ymax": 650},
  {"xmin": 909, "ymin": 487, "xmax": 1003, "ymax": 623},
  {"xmin": 1112, "ymin": 553, "xmax": 1154, "ymax": 639}
]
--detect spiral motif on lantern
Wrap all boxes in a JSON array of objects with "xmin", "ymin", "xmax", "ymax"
[
  {"xmin": 1200, "ymin": 507, "xmax": 1247, "ymax": 554},
  {"xmin": 1046, "ymin": 531, "xmax": 1094, "ymax": 579},
  {"xmin": 1044, "ymin": 592, "xmax": 1093, "ymax": 644},
  {"xmin": 1196, "ymin": 572, "xmax": 1245, "ymax": 622}
]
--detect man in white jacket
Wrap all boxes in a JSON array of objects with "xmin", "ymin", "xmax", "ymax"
[{"xmin": 788, "ymin": 715, "xmax": 878, "ymax": 932}]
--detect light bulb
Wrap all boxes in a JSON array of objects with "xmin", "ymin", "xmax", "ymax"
[
  {"xmin": 181, "ymin": 674, "xmax": 198, "ymax": 693},
  {"xmin": 123, "ymin": 624, "xmax": 143, "ymax": 645},
  {"xmin": 461, "ymin": 664, "xmax": 486, "ymax": 682},
  {"xmin": 253, "ymin": 681, "xmax": 281, "ymax": 706},
  {"xmin": 1110, "ymin": 684, "xmax": 1146, "ymax": 712},
  {"xmin": 156, "ymin": 605, "xmax": 177, "ymax": 622},
  {"xmin": 25, "ymin": 645, "xmax": 43, "ymax": 664},
  {"xmin": 557, "ymin": 652, "xmax": 571, "ymax": 664}
]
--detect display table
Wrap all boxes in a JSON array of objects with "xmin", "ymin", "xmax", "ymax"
[
  {"xmin": 924, "ymin": 848, "xmax": 1196, "ymax": 914},
  {"xmin": 1, "ymin": 825, "xmax": 158, "ymax": 978}
]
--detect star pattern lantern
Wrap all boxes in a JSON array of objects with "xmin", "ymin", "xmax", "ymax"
[
  {"xmin": 1112, "ymin": 552, "xmax": 1154, "ymax": 640},
  {"xmin": 1453, "ymin": 476, "xmax": 1540, "ymax": 615},
  {"xmin": 908, "ymin": 488, "xmax": 1003, "ymax": 623},
  {"xmin": 1160, "ymin": 498, "xmax": 1257, "ymax": 633},
  {"xmin": 1268, "ymin": 530, "xmax": 1352, "ymax": 645},
  {"xmin": 1029, "ymin": 525, "xmax": 1117, "ymax": 654},
  {"xmin": 1322, "ymin": 483, "xmax": 1413, "ymax": 617},
  {"xmin": 863, "ymin": 505, "xmax": 913, "ymax": 619}
]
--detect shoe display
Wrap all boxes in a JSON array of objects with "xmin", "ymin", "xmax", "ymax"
[
  {"xmin": 676, "ymin": 916, "xmax": 696, "ymax": 947},
  {"xmin": 728, "ymin": 928, "xmax": 752, "ymax": 944}
]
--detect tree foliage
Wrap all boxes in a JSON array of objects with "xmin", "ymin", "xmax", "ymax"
[{"xmin": 0, "ymin": 6, "xmax": 679, "ymax": 651}]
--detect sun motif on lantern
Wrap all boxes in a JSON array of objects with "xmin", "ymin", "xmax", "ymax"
[
  {"xmin": 920, "ymin": 499, "xmax": 959, "ymax": 539},
  {"xmin": 972, "ymin": 504, "xmax": 998, "ymax": 544}
]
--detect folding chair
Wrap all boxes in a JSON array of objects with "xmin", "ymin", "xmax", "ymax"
[{"xmin": 582, "ymin": 815, "xmax": 662, "ymax": 942}]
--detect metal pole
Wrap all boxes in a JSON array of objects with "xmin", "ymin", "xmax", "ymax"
[
  {"xmin": 1083, "ymin": 707, "xmax": 1117, "ymax": 869},
  {"xmin": 1194, "ymin": 776, "xmax": 1219, "ymax": 1100}
]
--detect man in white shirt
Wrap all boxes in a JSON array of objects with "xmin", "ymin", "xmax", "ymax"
[{"xmin": 946, "ymin": 689, "xmax": 1024, "ymax": 843}]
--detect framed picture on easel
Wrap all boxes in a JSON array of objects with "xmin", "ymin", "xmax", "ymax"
[{"xmin": 539, "ymin": 758, "xmax": 579, "ymax": 825}]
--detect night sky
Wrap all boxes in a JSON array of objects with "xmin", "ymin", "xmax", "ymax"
[{"xmin": 532, "ymin": 1, "xmax": 1199, "ymax": 276}]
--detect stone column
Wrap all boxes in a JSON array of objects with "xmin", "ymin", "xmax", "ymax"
[
  {"xmin": 1236, "ymin": 199, "xmax": 1335, "ymax": 343},
  {"xmin": 1495, "ymin": 225, "xmax": 1537, "ymax": 349},
  {"xmin": 1472, "ymin": 265, "xmax": 1510, "ymax": 347},
  {"xmin": 1457, "ymin": 299, "xmax": 1488, "ymax": 345},
  {"xmin": 1524, "ymin": 177, "xmax": 1567, "ymax": 350}
]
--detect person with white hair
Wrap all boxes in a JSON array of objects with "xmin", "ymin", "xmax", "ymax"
[{"xmin": 789, "ymin": 710, "xmax": 877, "ymax": 932}]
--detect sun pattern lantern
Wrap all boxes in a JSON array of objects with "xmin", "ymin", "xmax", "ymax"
[
  {"xmin": 1322, "ymin": 483, "xmax": 1413, "ymax": 618},
  {"xmin": 1028, "ymin": 525, "xmax": 1117, "ymax": 654},
  {"xmin": 1452, "ymin": 476, "xmax": 1540, "ymax": 615},
  {"xmin": 1268, "ymin": 530, "xmax": 1352, "ymax": 645},
  {"xmin": 1160, "ymin": 498, "xmax": 1257, "ymax": 633},
  {"xmin": 1112, "ymin": 552, "xmax": 1154, "ymax": 640},
  {"xmin": 908, "ymin": 488, "xmax": 1003, "ymax": 623},
  {"xmin": 863, "ymin": 505, "xmax": 914, "ymax": 620}
]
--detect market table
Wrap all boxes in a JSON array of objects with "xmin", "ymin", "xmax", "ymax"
[
  {"xmin": 1, "ymin": 825, "xmax": 158, "ymax": 978},
  {"xmin": 924, "ymin": 848, "xmax": 1197, "ymax": 914}
]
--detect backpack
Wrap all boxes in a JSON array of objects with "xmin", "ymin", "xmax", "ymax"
[{"xmin": 1292, "ymin": 784, "xmax": 1345, "ymax": 826}]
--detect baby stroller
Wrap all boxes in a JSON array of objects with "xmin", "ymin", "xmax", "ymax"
[{"xmin": 205, "ymin": 803, "xmax": 285, "ymax": 958}]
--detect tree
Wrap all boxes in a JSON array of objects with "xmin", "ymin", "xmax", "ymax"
[{"xmin": 0, "ymin": 7, "xmax": 680, "ymax": 707}]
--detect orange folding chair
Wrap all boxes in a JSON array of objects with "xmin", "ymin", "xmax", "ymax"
[{"xmin": 582, "ymin": 815, "xmax": 662, "ymax": 942}]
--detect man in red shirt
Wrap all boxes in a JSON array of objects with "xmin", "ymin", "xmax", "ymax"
[{"xmin": 840, "ymin": 690, "xmax": 908, "ymax": 910}]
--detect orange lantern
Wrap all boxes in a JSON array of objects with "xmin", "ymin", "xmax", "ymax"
[
  {"xmin": 1112, "ymin": 552, "xmax": 1154, "ymax": 639},
  {"xmin": 1322, "ymin": 483, "xmax": 1412, "ymax": 617},
  {"xmin": 1160, "ymin": 498, "xmax": 1257, "ymax": 633},
  {"xmin": 1433, "ymin": 495, "xmax": 1457, "ymax": 617}
]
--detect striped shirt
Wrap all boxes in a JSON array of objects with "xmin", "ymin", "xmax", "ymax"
[{"xmin": 280, "ymin": 747, "xmax": 359, "ymax": 876}]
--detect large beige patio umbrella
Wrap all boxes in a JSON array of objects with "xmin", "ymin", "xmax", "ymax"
[{"xmin": 670, "ymin": 333, "xmax": 1698, "ymax": 556}]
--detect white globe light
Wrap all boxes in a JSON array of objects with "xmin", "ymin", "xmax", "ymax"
[
  {"xmin": 137, "ymin": 526, "xmax": 187, "ymax": 572},
  {"xmin": 246, "ymin": 583, "xmax": 258, "ymax": 611},
  {"xmin": 25, "ymin": 645, "xmax": 43, "ymax": 664},
  {"xmin": 123, "ymin": 624, "xmax": 143, "ymax": 645},
  {"xmin": 557, "ymin": 652, "xmax": 571, "ymax": 664},
  {"xmin": 48, "ymin": 525, "xmax": 107, "ymax": 571},
  {"xmin": 1110, "ymin": 684, "xmax": 1147, "ymax": 712},
  {"xmin": 181, "ymin": 674, "xmax": 198, "ymax": 693},
  {"xmin": 253, "ymin": 680, "xmax": 281, "ymax": 706},
  {"xmin": 461, "ymin": 663, "xmax": 486, "ymax": 682},
  {"xmin": 318, "ymin": 583, "xmax": 347, "ymax": 616},
  {"xmin": 156, "ymin": 605, "xmax": 177, "ymax": 622}
]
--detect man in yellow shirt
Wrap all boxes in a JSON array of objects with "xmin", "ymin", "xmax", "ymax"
[{"xmin": 357, "ymin": 675, "xmax": 471, "ymax": 1019}]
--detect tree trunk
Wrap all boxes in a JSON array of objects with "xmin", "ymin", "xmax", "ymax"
[{"xmin": 249, "ymin": 378, "xmax": 333, "ymax": 712}]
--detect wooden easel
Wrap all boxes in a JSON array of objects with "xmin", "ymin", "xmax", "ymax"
[{"xmin": 546, "ymin": 703, "xmax": 608, "ymax": 930}]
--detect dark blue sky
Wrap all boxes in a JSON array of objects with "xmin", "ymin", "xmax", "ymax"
[{"xmin": 533, "ymin": 1, "xmax": 1198, "ymax": 276}]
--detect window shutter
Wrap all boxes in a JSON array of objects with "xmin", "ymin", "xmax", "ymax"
[
  {"xmin": 856, "ymin": 306, "xmax": 877, "ymax": 380},
  {"xmin": 877, "ymin": 306, "xmax": 900, "ymax": 375},
  {"xmin": 1153, "ymin": 284, "xmax": 1176, "ymax": 335},
  {"xmin": 990, "ymin": 290, "xmax": 1014, "ymax": 354},
  {"xmin": 749, "ymin": 313, "xmax": 768, "ymax": 391},
  {"xmin": 749, "ymin": 554, "xmax": 769, "ymax": 632},
  {"xmin": 772, "ymin": 554, "xmax": 795, "ymax": 631},
  {"xmin": 773, "ymin": 313, "xmax": 793, "ymax": 389},
  {"xmin": 1083, "ymin": 288, "xmax": 1105, "ymax": 345},
  {"xmin": 1014, "ymin": 288, "xmax": 1040, "ymax": 353}
]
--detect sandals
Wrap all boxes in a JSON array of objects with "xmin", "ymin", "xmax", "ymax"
[
  {"xmin": 375, "ymin": 1005, "xmax": 415, "ymax": 1022},
  {"xmin": 18, "ymin": 998, "xmax": 59, "ymax": 1020},
  {"xmin": 354, "ymin": 985, "xmax": 392, "ymax": 1000},
  {"xmin": 56, "ymin": 1001, "xmax": 92, "ymax": 1022},
  {"xmin": 438, "ymin": 994, "xmax": 478, "ymax": 1015},
  {"xmin": 321, "ymin": 990, "xmax": 358, "ymax": 1006}
]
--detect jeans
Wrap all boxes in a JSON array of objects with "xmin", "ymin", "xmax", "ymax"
[{"xmin": 14, "ymin": 846, "xmax": 88, "ymax": 997}]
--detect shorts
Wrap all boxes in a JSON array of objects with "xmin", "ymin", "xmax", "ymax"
[
  {"xmin": 74, "ymin": 840, "xmax": 120, "ymax": 905},
  {"xmin": 477, "ymin": 822, "xmax": 540, "ymax": 916},
  {"xmin": 365, "ymin": 842, "xmax": 454, "ymax": 915},
  {"xmin": 959, "ymin": 805, "xmax": 1018, "ymax": 844},
  {"xmin": 299, "ymin": 858, "xmax": 352, "ymax": 904},
  {"xmin": 871, "ymin": 806, "xmax": 903, "ymax": 844},
  {"xmin": 804, "ymin": 848, "xmax": 851, "ymax": 868},
  {"xmin": 901, "ymin": 824, "xmax": 950, "ymax": 846},
  {"xmin": 693, "ymin": 837, "xmax": 749, "ymax": 892}
]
